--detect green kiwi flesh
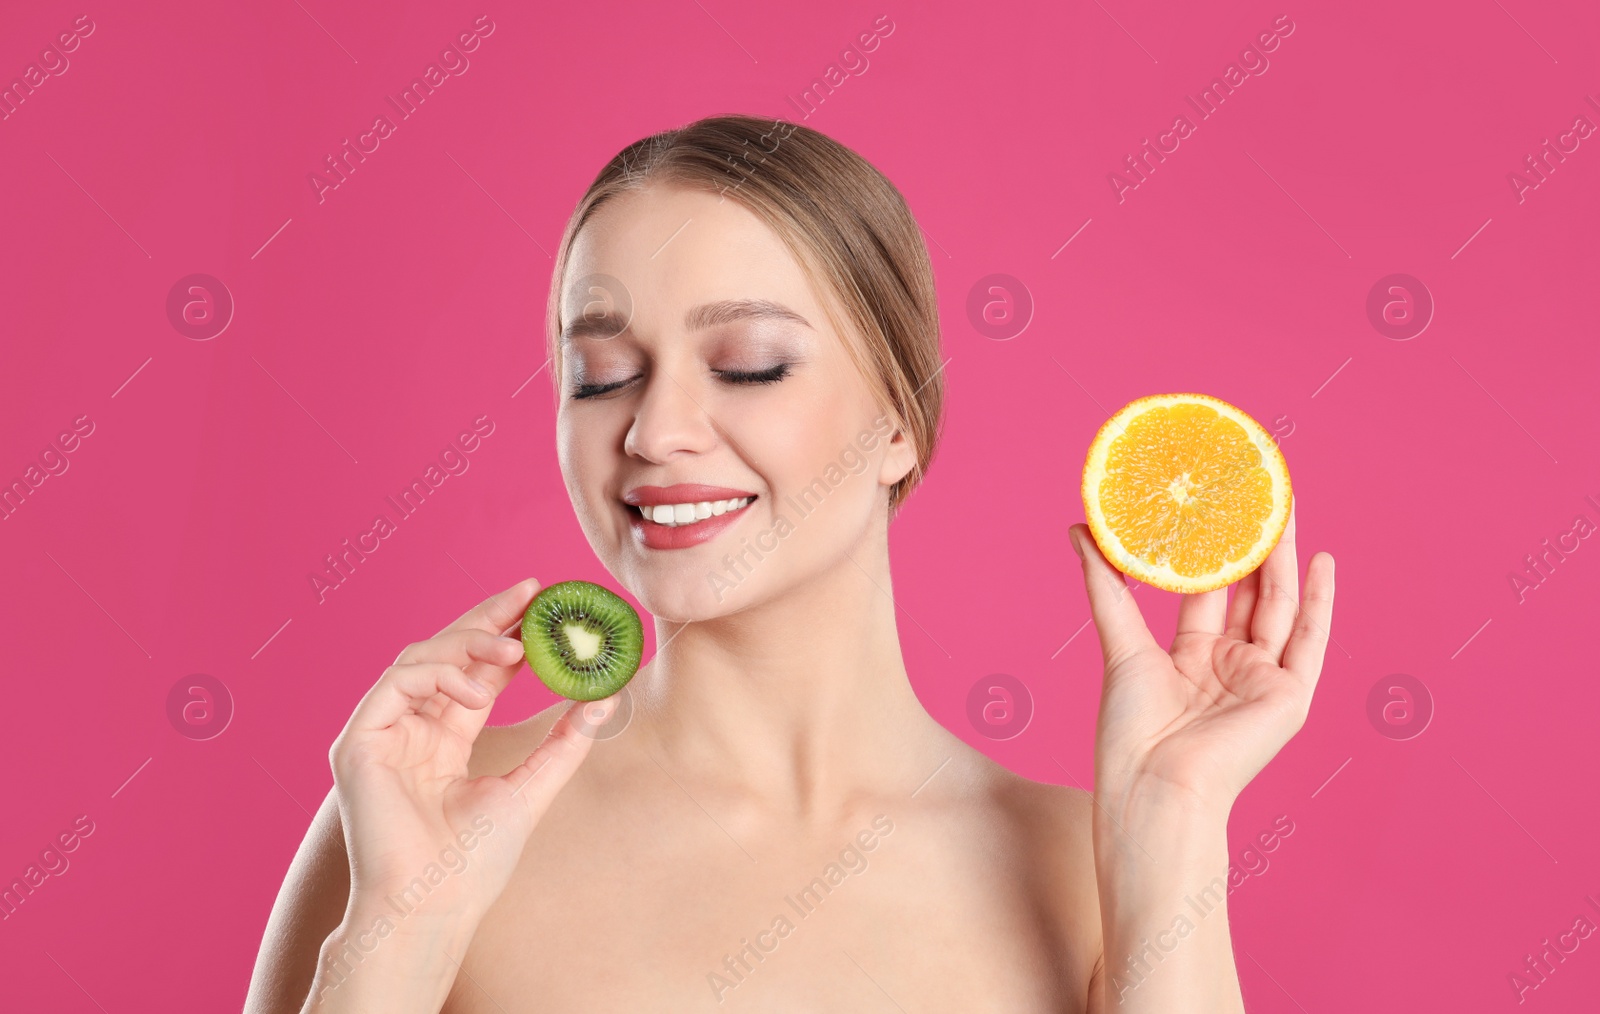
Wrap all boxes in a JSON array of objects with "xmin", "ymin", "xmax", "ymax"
[{"xmin": 520, "ymin": 580, "xmax": 644, "ymax": 701}]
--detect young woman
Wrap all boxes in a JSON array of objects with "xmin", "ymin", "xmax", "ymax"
[{"xmin": 244, "ymin": 113, "xmax": 1335, "ymax": 1013}]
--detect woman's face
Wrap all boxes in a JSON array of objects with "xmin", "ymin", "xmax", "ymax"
[{"xmin": 555, "ymin": 183, "xmax": 916, "ymax": 621}]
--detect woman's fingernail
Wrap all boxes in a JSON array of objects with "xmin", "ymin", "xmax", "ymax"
[
  {"xmin": 1070, "ymin": 529, "xmax": 1085, "ymax": 560},
  {"xmin": 468, "ymin": 677, "xmax": 494, "ymax": 697}
]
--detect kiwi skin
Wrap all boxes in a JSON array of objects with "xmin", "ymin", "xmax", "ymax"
[{"xmin": 520, "ymin": 580, "xmax": 644, "ymax": 702}]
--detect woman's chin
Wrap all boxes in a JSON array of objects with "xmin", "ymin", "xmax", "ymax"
[{"xmin": 628, "ymin": 579, "xmax": 754, "ymax": 626}]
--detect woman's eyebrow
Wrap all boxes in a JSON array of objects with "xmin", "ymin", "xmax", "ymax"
[
  {"xmin": 560, "ymin": 308, "xmax": 630, "ymax": 346},
  {"xmin": 685, "ymin": 298, "xmax": 813, "ymax": 332},
  {"xmin": 560, "ymin": 297, "xmax": 813, "ymax": 346}
]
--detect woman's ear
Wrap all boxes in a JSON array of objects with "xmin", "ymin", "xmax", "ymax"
[{"xmin": 878, "ymin": 420, "xmax": 917, "ymax": 490}]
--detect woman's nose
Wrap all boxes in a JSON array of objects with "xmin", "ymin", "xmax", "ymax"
[{"xmin": 623, "ymin": 370, "xmax": 720, "ymax": 462}]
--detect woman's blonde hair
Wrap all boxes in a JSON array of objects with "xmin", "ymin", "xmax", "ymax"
[{"xmin": 545, "ymin": 113, "xmax": 944, "ymax": 516}]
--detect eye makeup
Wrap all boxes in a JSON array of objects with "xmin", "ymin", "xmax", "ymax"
[
  {"xmin": 565, "ymin": 323, "xmax": 808, "ymax": 401},
  {"xmin": 713, "ymin": 363, "xmax": 791, "ymax": 385},
  {"xmin": 569, "ymin": 361, "xmax": 794, "ymax": 400}
]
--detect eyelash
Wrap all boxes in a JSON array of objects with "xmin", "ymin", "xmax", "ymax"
[
  {"xmin": 571, "ymin": 363, "xmax": 791, "ymax": 400},
  {"xmin": 718, "ymin": 363, "xmax": 790, "ymax": 386}
]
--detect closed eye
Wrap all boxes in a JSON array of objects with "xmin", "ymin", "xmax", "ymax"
[
  {"xmin": 570, "ymin": 363, "xmax": 791, "ymax": 400},
  {"xmin": 716, "ymin": 363, "xmax": 790, "ymax": 385},
  {"xmin": 571, "ymin": 378, "xmax": 633, "ymax": 400}
]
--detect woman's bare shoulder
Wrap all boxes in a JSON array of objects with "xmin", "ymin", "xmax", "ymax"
[
  {"xmin": 973, "ymin": 756, "xmax": 1095, "ymax": 868},
  {"xmin": 931, "ymin": 734, "xmax": 1095, "ymax": 846},
  {"xmin": 943, "ymin": 744, "xmax": 1101, "ymax": 909},
  {"xmin": 993, "ymin": 765, "xmax": 1095, "ymax": 848},
  {"xmin": 924, "ymin": 742, "xmax": 1103, "ymax": 1002}
]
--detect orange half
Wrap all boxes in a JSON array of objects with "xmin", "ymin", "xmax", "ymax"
[{"xmin": 1081, "ymin": 393, "xmax": 1291, "ymax": 594}]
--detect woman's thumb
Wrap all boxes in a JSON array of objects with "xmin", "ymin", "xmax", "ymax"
[
  {"xmin": 1069, "ymin": 524, "xmax": 1162, "ymax": 671},
  {"xmin": 501, "ymin": 698, "xmax": 614, "ymax": 823}
]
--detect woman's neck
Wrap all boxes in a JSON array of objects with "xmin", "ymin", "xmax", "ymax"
[{"xmin": 627, "ymin": 531, "xmax": 944, "ymax": 817}]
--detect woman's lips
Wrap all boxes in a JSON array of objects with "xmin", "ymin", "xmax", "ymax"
[{"xmin": 627, "ymin": 496, "xmax": 756, "ymax": 550}]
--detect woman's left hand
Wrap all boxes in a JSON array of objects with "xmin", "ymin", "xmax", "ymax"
[{"xmin": 1069, "ymin": 503, "xmax": 1336, "ymax": 823}]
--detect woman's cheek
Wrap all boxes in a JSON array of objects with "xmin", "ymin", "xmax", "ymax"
[
  {"xmin": 557, "ymin": 415, "xmax": 607, "ymax": 507},
  {"xmin": 737, "ymin": 391, "xmax": 836, "ymax": 490}
]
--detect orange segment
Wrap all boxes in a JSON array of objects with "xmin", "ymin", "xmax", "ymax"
[{"xmin": 1081, "ymin": 394, "xmax": 1291, "ymax": 594}]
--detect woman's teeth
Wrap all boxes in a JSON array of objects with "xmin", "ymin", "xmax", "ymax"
[{"xmin": 638, "ymin": 497, "xmax": 753, "ymax": 527}]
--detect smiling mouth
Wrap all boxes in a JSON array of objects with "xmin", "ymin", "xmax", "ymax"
[{"xmin": 631, "ymin": 496, "xmax": 755, "ymax": 528}]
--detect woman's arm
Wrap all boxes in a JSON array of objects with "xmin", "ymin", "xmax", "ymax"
[
  {"xmin": 1070, "ymin": 506, "xmax": 1334, "ymax": 1012},
  {"xmin": 1088, "ymin": 789, "xmax": 1238, "ymax": 1011},
  {"xmin": 241, "ymin": 578, "xmax": 617, "ymax": 1013},
  {"xmin": 241, "ymin": 787, "xmax": 350, "ymax": 1013},
  {"xmin": 289, "ymin": 884, "xmax": 482, "ymax": 1013},
  {"xmin": 241, "ymin": 787, "xmax": 481, "ymax": 1014}
]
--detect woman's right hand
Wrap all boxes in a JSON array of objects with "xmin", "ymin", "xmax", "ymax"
[{"xmin": 328, "ymin": 577, "xmax": 617, "ymax": 934}]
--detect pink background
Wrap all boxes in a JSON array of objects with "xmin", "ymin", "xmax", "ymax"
[{"xmin": 4, "ymin": 1, "xmax": 1598, "ymax": 1009}]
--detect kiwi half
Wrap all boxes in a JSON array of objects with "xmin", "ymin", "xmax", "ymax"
[{"xmin": 520, "ymin": 580, "xmax": 644, "ymax": 701}]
